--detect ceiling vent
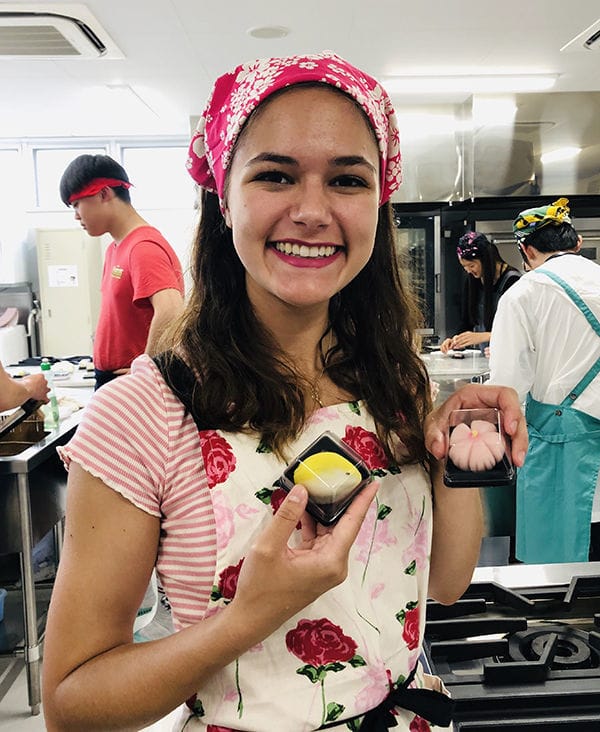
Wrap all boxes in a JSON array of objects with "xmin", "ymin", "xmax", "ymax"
[
  {"xmin": 561, "ymin": 17, "xmax": 600, "ymax": 52},
  {"xmin": 0, "ymin": 3, "xmax": 124, "ymax": 58}
]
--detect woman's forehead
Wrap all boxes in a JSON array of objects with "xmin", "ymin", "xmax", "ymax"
[{"xmin": 235, "ymin": 85, "xmax": 379, "ymax": 156}]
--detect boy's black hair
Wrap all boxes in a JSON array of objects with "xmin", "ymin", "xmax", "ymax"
[
  {"xmin": 59, "ymin": 154, "xmax": 131, "ymax": 206},
  {"xmin": 522, "ymin": 222, "xmax": 579, "ymax": 253}
]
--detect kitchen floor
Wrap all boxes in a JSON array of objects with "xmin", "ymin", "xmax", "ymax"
[{"xmin": 0, "ymin": 586, "xmax": 180, "ymax": 730}]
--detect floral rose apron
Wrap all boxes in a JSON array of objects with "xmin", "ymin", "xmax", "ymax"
[
  {"xmin": 516, "ymin": 269, "xmax": 600, "ymax": 563},
  {"xmin": 170, "ymin": 401, "xmax": 447, "ymax": 731}
]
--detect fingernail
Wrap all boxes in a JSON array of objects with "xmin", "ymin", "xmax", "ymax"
[
  {"xmin": 517, "ymin": 450, "xmax": 526, "ymax": 465},
  {"xmin": 508, "ymin": 420, "xmax": 517, "ymax": 434},
  {"xmin": 288, "ymin": 485, "xmax": 302, "ymax": 502}
]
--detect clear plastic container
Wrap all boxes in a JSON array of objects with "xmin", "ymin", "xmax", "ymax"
[
  {"xmin": 444, "ymin": 408, "xmax": 514, "ymax": 487},
  {"xmin": 275, "ymin": 431, "xmax": 372, "ymax": 525}
]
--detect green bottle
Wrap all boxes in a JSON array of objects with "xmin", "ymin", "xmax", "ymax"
[{"xmin": 40, "ymin": 359, "xmax": 60, "ymax": 429}]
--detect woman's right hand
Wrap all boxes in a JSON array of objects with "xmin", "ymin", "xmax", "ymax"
[
  {"xmin": 23, "ymin": 373, "xmax": 50, "ymax": 403},
  {"xmin": 440, "ymin": 338, "xmax": 453, "ymax": 354},
  {"xmin": 229, "ymin": 481, "xmax": 379, "ymax": 639}
]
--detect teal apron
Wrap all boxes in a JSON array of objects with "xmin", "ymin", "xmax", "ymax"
[{"xmin": 516, "ymin": 269, "xmax": 600, "ymax": 564}]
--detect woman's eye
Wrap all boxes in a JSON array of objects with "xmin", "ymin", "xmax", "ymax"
[
  {"xmin": 331, "ymin": 175, "xmax": 368, "ymax": 188},
  {"xmin": 253, "ymin": 170, "xmax": 292, "ymax": 184}
]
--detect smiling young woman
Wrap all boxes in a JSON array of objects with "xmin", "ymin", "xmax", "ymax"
[{"xmin": 42, "ymin": 52, "xmax": 527, "ymax": 732}]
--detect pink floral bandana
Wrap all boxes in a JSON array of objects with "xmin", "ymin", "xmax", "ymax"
[{"xmin": 186, "ymin": 51, "xmax": 402, "ymax": 206}]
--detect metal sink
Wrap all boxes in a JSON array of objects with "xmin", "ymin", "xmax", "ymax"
[{"xmin": 0, "ymin": 417, "xmax": 48, "ymax": 456}]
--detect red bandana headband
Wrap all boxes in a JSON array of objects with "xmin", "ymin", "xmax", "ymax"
[
  {"xmin": 186, "ymin": 51, "xmax": 402, "ymax": 206},
  {"xmin": 68, "ymin": 177, "xmax": 132, "ymax": 204}
]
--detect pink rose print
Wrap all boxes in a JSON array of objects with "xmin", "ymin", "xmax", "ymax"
[
  {"xmin": 354, "ymin": 662, "xmax": 390, "ymax": 710},
  {"xmin": 401, "ymin": 496, "xmax": 430, "ymax": 574},
  {"xmin": 199, "ymin": 430, "xmax": 236, "ymax": 488},
  {"xmin": 343, "ymin": 425, "xmax": 388, "ymax": 471},
  {"xmin": 217, "ymin": 558, "xmax": 244, "ymax": 600},
  {"xmin": 211, "ymin": 490, "xmax": 235, "ymax": 546},
  {"xmin": 402, "ymin": 606, "xmax": 420, "ymax": 651},
  {"xmin": 286, "ymin": 618, "xmax": 365, "ymax": 726},
  {"xmin": 207, "ymin": 727, "xmax": 233, "ymax": 732},
  {"xmin": 410, "ymin": 715, "xmax": 431, "ymax": 731}
]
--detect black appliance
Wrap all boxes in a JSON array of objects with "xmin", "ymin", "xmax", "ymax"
[{"xmin": 423, "ymin": 563, "xmax": 600, "ymax": 731}]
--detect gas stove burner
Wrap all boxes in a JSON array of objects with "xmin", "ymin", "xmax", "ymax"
[{"xmin": 508, "ymin": 624, "xmax": 599, "ymax": 669}]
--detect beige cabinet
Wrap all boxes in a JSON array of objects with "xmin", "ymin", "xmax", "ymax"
[{"xmin": 35, "ymin": 228, "xmax": 103, "ymax": 357}]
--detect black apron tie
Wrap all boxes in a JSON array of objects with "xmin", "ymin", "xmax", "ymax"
[{"xmin": 320, "ymin": 665, "xmax": 455, "ymax": 730}]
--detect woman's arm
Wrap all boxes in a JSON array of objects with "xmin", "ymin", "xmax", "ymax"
[
  {"xmin": 0, "ymin": 362, "xmax": 49, "ymax": 410},
  {"xmin": 424, "ymin": 383, "xmax": 527, "ymax": 603},
  {"xmin": 427, "ymin": 460, "xmax": 483, "ymax": 604},
  {"xmin": 42, "ymin": 463, "xmax": 378, "ymax": 731},
  {"xmin": 450, "ymin": 330, "xmax": 490, "ymax": 349}
]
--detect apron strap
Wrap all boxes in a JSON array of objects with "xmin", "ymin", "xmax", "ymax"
[
  {"xmin": 319, "ymin": 664, "xmax": 454, "ymax": 730},
  {"xmin": 536, "ymin": 268, "xmax": 600, "ymax": 405}
]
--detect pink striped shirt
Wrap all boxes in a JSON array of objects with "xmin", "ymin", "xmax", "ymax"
[{"xmin": 60, "ymin": 355, "xmax": 217, "ymax": 630}]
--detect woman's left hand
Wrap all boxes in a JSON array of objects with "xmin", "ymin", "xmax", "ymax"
[{"xmin": 424, "ymin": 383, "xmax": 527, "ymax": 468}]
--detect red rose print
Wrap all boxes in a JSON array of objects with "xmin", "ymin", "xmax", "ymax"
[
  {"xmin": 402, "ymin": 606, "xmax": 420, "ymax": 651},
  {"xmin": 343, "ymin": 426, "xmax": 388, "ymax": 470},
  {"xmin": 286, "ymin": 618, "xmax": 358, "ymax": 666},
  {"xmin": 270, "ymin": 487, "xmax": 301, "ymax": 530},
  {"xmin": 207, "ymin": 726, "xmax": 233, "ymax": 732},
  {"xmin": 218, "ymin": 558, "xmax": 244, "ymax": 600},
  {"xmin": 199, "ymin": 430, "xmax": 236, "ymax": 488},
  {"xmin": 410, "ymin": 714, "xmax": 431, "ymax": 731}
]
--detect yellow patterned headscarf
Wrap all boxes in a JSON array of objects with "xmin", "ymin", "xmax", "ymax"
[{"xmin": 513, "ymin": 197, "xmax": 572, "ymax": 241}]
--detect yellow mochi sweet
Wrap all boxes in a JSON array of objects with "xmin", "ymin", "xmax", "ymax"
[{"xmin": 293, "ymin": 451, "xmax": 362, "ymax": 502}]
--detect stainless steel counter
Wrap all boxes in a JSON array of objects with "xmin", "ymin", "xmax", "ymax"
[
  {"xmin": 420, "ymin": 350, "xmax": 490, "ymax": 380},
  {"xmin": 0, "ymin": 407, "xmax": 85, "ymax": 715}
]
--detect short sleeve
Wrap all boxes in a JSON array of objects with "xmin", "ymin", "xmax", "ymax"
[
  {"xmin": 128, "ymin": 239, "xmax": 182, "ymax": 303},
  {"xmin": 60, "ymin": 357, "xmax": 180, "ymax": 516}
]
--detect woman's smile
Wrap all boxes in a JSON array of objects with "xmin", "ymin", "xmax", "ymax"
[{"xmin": 269, "ymin": 240, "xmax": 343, "ymax": 268}]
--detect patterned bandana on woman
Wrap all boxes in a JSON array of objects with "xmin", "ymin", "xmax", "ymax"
[
  {"xmin": 456, "ymin": 231, "xmax": 482, "ymax": 260},
  {"xmin": 186, "ymin": 51, "xmax": 402, "ymax": 206},
  {"xmin": 513, "ymin": 197, "xmax": 572, "ymax": 241}
]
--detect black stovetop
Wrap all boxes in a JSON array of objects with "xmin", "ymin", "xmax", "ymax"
[{"xmin": 424, "ymin": 571, "xmax": 600, "ymax": 731}]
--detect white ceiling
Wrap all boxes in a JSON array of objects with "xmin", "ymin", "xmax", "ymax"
[{"xmin": 0, "ymin": 0, "xmax": 599, "ymax": 140}]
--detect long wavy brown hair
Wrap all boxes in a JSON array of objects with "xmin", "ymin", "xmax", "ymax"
[{"xmin": 166, "ymin": 188, "xmax": 432, "ymax": 464}]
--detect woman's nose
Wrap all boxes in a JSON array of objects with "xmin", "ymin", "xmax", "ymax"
[{"xmin": 289, "ymin": 181, "xmax": 332, "ymax": 228}]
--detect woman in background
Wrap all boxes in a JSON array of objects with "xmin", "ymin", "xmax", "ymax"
[{"xmin": 441, "ymin": 231, "xmax": 521, "ymax": 353}]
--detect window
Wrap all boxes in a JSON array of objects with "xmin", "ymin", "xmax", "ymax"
[
  {"xmin": 34, "ymin": 147, "xmax": 106, "ymax": 209},
  {"xmin": 0, "ymin": 148, "xmax": 23, "ymax": 207},
  {"xmin": 121, "ymin": 145, "xmax": 195, "ymax": 209}
]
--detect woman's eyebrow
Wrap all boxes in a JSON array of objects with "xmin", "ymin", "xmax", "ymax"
[
  {"xmin": 245, "ymin": 152, "xmax": 297, "ymax": 168},
  {"xmin": 245, "ymin": 152, "xmax": 377, "ymax": 174},
  {"xmin": 333, "ymin": 155, "xmax": 377, "ymax": 174}
]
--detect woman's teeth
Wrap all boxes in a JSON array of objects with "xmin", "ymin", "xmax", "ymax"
[{"xmin": 273, "ymin": 242, "xmax": 337, "ymax": 258}]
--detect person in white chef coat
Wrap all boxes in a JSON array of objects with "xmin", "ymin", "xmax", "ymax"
[
  {"xmin": 42, "ymin": 51, "xmax": 527, "ymax": 732},
  {"xmin": 489, "ymin": 198, "xmax": 600, "ymax": 564}
]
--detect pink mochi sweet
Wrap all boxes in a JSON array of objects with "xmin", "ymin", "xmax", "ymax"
[{"xmin": 448, "ymin": 420, "xmax": 505, "ymax": 471}]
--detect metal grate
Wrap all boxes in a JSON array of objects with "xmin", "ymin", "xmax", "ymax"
[{"xmin": 0, "ymin": 25, "xmax": 80, "ymax": 55}]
